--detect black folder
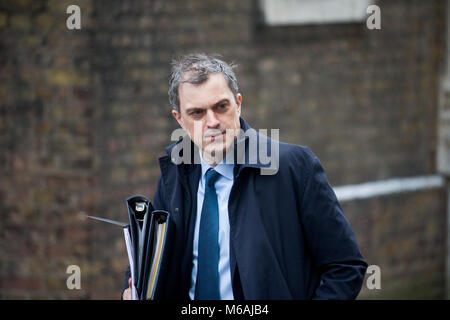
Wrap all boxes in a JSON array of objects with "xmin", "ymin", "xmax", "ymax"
[
  {"xmin": 86, "ymin": 194, "xmax": 170, "ymax": 300},
  {"xmin": 125, "ymin": 195, "xmax": 170, "ymax": 300}
]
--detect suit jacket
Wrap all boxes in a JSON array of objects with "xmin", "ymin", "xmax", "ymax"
[{"xmin": 122, "ymin": 117, "xmax": 367, "ymax": 299}]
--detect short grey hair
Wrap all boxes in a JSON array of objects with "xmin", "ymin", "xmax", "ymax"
[{"xmin": 168, "ymin": 53, "xmax": 239, "ymax": 112}]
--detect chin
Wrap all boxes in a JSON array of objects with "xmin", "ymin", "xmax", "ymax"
[{"xmin": 204, "ymin": 144, "xmax": 227, "ymax": 158}]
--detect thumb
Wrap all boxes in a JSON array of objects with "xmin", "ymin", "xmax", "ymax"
[{"xmin": 128, "ymin": 278, "xmax": 132, "ymax": 289}]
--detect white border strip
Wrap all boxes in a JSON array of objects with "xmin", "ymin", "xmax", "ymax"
[
  {"xmin": 260, "ymin": 0, "xmax": 370, "ymax": 26},
  {"xmin": 334, "ymin": 175, "xmax": 445, "ymax": 202}
]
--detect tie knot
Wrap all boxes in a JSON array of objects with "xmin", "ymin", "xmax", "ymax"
[{"xmin": 205, "ymin": 168, "xmax": 220, "ymax": 187}]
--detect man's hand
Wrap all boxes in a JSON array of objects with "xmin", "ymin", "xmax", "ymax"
[{"xmin": 122, "ymin": 278, "xmax": 132, "ymax": 300}]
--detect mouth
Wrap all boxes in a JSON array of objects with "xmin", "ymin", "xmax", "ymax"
[{"xmin": 206, "ymin": 131, "xmax": 226, "ymax": 142}]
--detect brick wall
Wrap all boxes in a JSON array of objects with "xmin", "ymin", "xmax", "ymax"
[
  {"xmin": 0, "ymin": 0, "xmax": 446, "ymax": 299},
  {"xmin": 344, "ymin": 188, "xmax": 447, "ymax": 299},
  {"xmin": 0, "ymin": 0, "xmax": 96, "ymax": 298}
]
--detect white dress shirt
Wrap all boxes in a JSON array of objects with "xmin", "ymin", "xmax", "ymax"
[{"xmin": 189, "ymin": 152, "xmax": 235, "ymax": 300}]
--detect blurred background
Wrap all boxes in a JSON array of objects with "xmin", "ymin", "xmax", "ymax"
[{"xmin": 0, "ymin": 0, "xmax": 448, "ymax": 299}]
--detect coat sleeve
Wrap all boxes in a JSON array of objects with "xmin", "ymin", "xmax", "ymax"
[
  {"xmin": 120, "ymin": 174, "xmax": 166, "ymax": 298},
  {"xmin": 298, "ymin": 148, "xmax": 368, "ymax": 299}
]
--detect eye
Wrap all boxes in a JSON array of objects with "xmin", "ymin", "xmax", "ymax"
[
  {"xmin": 189, "ymin": 109, "xmax": 204, "ymax": 118},
  {"xmin": 216, "ymin": 102, "xmax": 228, "ymax": 112}
]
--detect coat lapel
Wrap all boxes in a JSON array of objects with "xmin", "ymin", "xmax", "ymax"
[{"xmin": 159, "ymin": 140, "xmax": 201, "ymax": 298}]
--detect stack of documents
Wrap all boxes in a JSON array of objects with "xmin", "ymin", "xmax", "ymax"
[
  {"xmin": 86, "ymin": 194, "xmax": 170, "ymax": 300},
  {"xmin": 124, "ymin": 195, "xmax": 170, "ymax": 300}
]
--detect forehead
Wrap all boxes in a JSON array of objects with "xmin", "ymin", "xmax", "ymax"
[{"xmin": 178, "ymin": 73, "xmax": 233, "ymax": 109}]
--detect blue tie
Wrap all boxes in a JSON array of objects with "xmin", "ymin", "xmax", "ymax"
[{"xmin": 195, "ymin": 168, "xmax": 221, "ymax": 300}]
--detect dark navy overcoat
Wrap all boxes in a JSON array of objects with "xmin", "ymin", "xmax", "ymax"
[{"xmin": 123, "ymin": 118, "xmax": 367, "ymax": 300}]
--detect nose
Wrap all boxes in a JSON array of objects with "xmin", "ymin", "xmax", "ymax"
[{"xmin": 205, "ymin": 109, "xmax": 220, "ymax": 128}]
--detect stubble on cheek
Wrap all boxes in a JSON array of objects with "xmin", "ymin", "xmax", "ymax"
[{"xmin": 192, "ymin": 120, "xmax": 204, "ymax": 150}]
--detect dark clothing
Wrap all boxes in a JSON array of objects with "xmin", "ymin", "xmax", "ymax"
[{"xmin": 122, "ymin": 118, "xmax": 367, "ymax": 299}]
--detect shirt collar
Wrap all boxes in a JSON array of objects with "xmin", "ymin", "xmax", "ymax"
[{"xmin": 199, "ymin": 150, "xmax": 234, "ymax": 181}]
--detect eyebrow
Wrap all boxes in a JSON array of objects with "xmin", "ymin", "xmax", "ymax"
[{"xmin": 212, "ymin": 98, "xmax": 229, "ymax": 108}]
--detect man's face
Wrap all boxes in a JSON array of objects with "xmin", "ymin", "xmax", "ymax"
[{"xmin": 172, "ymin": 73, "xmax": 242, "ymax": 163}]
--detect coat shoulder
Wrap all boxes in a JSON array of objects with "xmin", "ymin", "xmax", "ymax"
[{"xmin": 277, "ymin": 142, "xmax": 319, "ymax": 176}]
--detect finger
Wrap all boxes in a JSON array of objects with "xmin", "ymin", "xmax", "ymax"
[{"xmin": 123, "ymin": 289, "xmax": 131, "ymax": 300}]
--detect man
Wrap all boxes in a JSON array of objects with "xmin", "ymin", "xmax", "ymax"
[{"xmin": 122, "ymin": 53, "xmax": 367, "ymax": 300}]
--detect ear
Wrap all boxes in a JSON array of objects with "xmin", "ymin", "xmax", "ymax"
[
  {"xmin": 236, "ymin": 93, "xmax": 242, "ymax": 114},
  {"xmin": 172, "ymin": 109, "xmax": 184, "ymax": 129}
]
